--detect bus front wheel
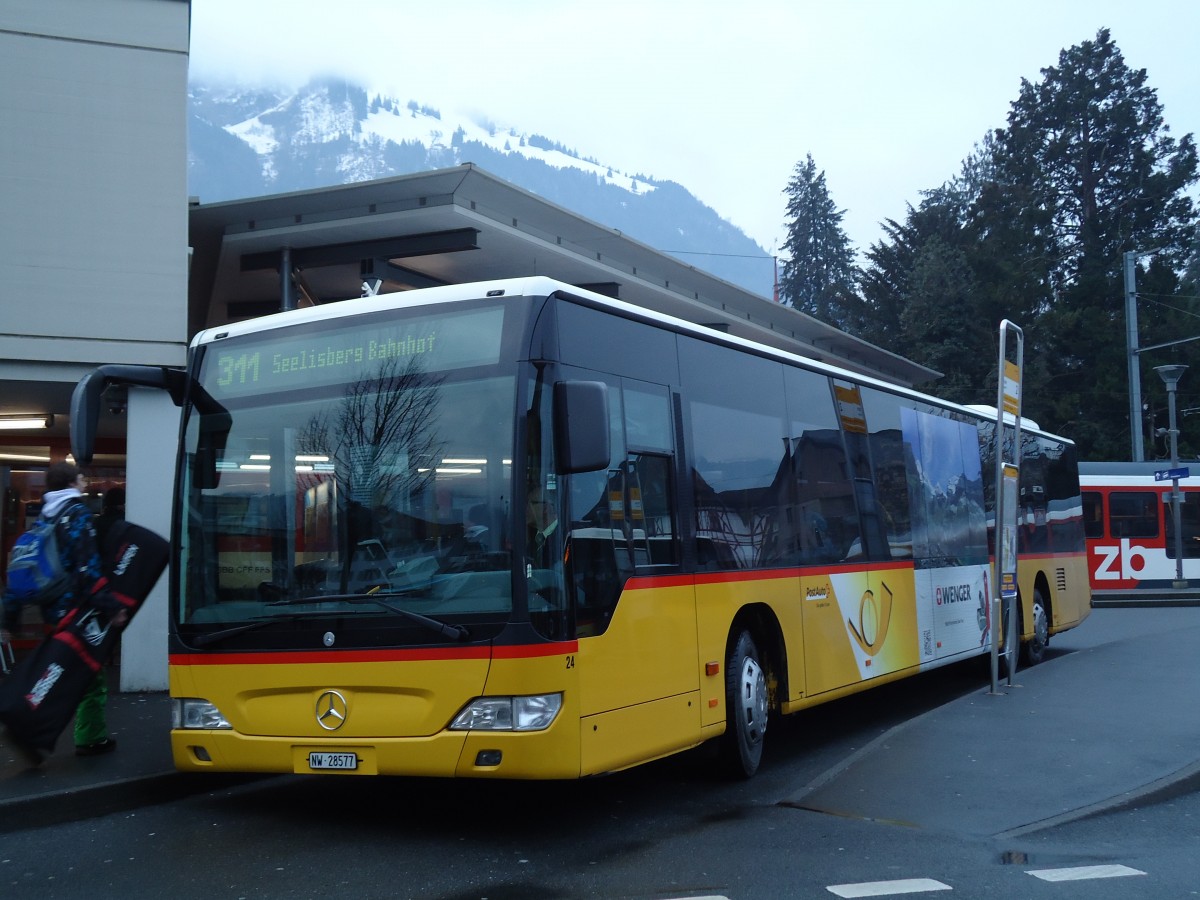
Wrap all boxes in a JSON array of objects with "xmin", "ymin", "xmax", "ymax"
[{"xmin": 722, "ymin": 629, "xmax": 767, "ymax": 778}]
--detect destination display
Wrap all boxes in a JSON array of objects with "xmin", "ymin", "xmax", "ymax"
[{"xmin": 204, "ymin": 306, "xmax": 506, "ymax": 399}]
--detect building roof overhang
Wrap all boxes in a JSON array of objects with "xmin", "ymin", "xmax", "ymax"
[{"xmin": 189, "ymin": 164, "xmax": 939, "ymax": 388}]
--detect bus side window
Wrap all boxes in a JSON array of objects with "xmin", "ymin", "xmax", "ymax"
[
  {"xmin": 681, "ymin": 338, "xmax": 788, "ymax": 571},
  {"xmin": 627, "ymin": 452, "xmax": 675, "ymax": 566},
  {"xmin": 1081, "ymin": 491, "xmax": 1104, "ymax": 539},
  {"xmin": 621, "ymin": 382, "xmax": 676, "ymax": 568},
  {"xmin": 785, "ymin": 368, "xmax": 859, "ymax": 565}
]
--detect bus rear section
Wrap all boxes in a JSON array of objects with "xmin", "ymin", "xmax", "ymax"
[{"xmin": 1080, "ymin": 461, "xmax": 1200, "ymax": 598}]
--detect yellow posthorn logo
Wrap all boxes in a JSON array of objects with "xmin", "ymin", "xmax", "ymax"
[{"xmin": 847, "ymin": 581, "xmax": 893, "ymax": 655}]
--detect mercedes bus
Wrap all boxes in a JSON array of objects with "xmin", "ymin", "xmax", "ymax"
[{"xmin": 71, "ymin": 277, "xmax": 1091, "ymax": 779}]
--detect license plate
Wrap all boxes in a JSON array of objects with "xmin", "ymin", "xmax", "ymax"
[{"xmin": 308, "ymin": 751, "xmax": 358, "ymax": 770}]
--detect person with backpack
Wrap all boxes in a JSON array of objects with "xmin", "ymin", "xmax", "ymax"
[{"xmin": 1, "ymin": 462, "xmax": 127, "ymax": 756}]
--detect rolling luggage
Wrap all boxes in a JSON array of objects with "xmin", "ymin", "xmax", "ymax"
[{"xmin": 0, "ymin": 520, "xmax": 169, "ymax": 762}]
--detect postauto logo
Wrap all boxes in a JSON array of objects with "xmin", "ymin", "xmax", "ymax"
[{"xmin": 847, "ymin": 581, "xmax": 894, "ymax": 656}]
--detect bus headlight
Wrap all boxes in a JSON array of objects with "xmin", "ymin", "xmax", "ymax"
[
  {"xmin": 171, "ymin": 698, "xmax": 232, "ymax": 730},
  {"xmin": 449, "ymin": 693, "xmax": 562, "ymax": 732}
]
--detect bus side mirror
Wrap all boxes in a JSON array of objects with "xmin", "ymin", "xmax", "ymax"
[
  {"xmin": 195, "ymin": 411, "xmax": 232, "ymax": 490},
  {"xmin": 553, "ymin": 381, "xmax": 610, "ymax": 474},
  {"xmin": 70, "ymin": 364, "xmax": 187, "ymax": 464}
]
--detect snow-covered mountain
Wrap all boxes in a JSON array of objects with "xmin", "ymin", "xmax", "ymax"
[{"xmin": 187, "ymin": 77, "xmax": 774, "ymax": 296}]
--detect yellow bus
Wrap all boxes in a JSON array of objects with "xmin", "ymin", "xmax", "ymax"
[{"xmin": 71, "ymin": 277, "xmax": 1090, "ymax": 778}]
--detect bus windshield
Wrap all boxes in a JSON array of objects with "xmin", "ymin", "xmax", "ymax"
[{"xmin": 176, "ymin": 302, "xmax": 519, "ymax": 648}]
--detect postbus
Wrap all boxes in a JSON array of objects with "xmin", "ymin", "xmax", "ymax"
[
  {"xmin": 1080, "ymin": 461, "xmax": 1200, "ymax": 598},
  {"xmin": 71, "ymin": 277, "xmax": 1091, "ymax": 779}
]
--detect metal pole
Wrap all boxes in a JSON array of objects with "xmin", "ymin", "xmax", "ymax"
[
  {"xmin": 990, "ymin": 344, "xmax": 1006, "ymax": 694},
  {"xmin": 1170, "ymin": 388, "xmax": 1185, "ymax": 585},
  {"xmin": 1155, "ymin": 365, "xmax": 1188, "ymax": 588},
  {"xmin": 281, "ymin": 246, "xmax": 296, "ymax": 311},
  {"xmin": 1126, "ymin": 252, "xmax": 1144, "ymax": 461}
]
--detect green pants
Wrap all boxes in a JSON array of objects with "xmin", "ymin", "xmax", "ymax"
[{"xmin": 73, "ymin": 671, "xmax": 108, "ymax": 747}]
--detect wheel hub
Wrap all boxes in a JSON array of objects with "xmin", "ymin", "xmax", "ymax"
[
  {"xmin": 1032, "ymin": 601, "xmax": 1048, "ymax": 650},
  {"xmin": 738, "ymin": 657, "xmax": 767, "ymax": 745}
]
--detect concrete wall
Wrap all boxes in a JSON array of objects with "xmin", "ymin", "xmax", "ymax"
[
  {"xmin": 120, "ymin": 387, "xmax": 179, "ymax": 690},
  {"xmin": 0, "ymin": 0, "xmax": 189, "ymax": 372}
]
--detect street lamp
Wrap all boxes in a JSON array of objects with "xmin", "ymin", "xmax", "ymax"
[
  {"xmin": 1154, "ymin": 364, "xmax": 1188, "ymax": 588},
  {"xmin": 1128, "ymin": 248, "xmax": 1200, "ymax": 460}
]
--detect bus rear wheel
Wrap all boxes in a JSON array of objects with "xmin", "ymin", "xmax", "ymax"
[
  {"xmin": 722, "ymin": 629, "xmax": 767, "ymax": 778},
  {"xmin": 1020, "ymin": 588, "xmax": 1049, "ymax": 667}
]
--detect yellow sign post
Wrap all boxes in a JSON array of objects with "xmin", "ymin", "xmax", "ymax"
[{"xmin": 991, "ymin": 322, "xmax": 1023, "ymax": 694}]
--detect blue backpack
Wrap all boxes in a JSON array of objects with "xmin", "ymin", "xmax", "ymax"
[{"xmin": 5, "ymin": 504, "xmax": 80, "ymax": 607}]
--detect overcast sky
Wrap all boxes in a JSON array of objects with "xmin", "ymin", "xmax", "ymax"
[{"xmin": 189, "ymin": 1, "xmax": 1199, "ymax": 260}]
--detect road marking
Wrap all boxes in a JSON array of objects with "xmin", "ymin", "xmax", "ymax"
[
  {"xmin": 827, "ymin": 878, "xmax": 952, "ymax": 897},
  {"xmin": 1026, "ymin": 864, "xmax": 1146, "ymax": 882}
]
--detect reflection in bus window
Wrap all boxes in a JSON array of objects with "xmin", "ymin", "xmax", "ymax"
[
  {"xmin": 780, "ymin": 367, "xmax": 858, "ymax": 565},
  {"xmin": 623, "ymin": 383, "xmax": 673, "ymax": 452},
  {"xmin": 182, "ymin": 364, "xmax": 517, "ymax": 628},
  {"xmin": 562, "ymin": 376, "xmax": 678, "ymax": 636},
  {"xmin": 901, "ymin": 408, "xmax": 987, "ymax": 567},
  {"xmin": 682, "ymin": 339, "xmax": 787, "ymax": 571},
  {"xmin": 1024, "ymin": 437, "xmax": 1084, "ymax": 553},
  {"xmin": 835, "ymin": 385, "xmax": 905, "ymax": 562},
  {"xmin": 563, "ymin": 374, "xmax": 623, "ymax": 637}
]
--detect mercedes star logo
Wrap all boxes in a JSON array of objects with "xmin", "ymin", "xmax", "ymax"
[{"xmin": 315, "ymin": 690, "xmax": 348, "ymax": 731}]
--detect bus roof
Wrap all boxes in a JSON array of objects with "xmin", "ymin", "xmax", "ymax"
[{"xmin": 193, "ymin": 276, "xmax": 1075, "ymax": 446}]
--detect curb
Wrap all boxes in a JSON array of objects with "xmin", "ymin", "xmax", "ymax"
[
  {"xmin": 995, "ymin": 758, "xmax": 1200, "ymax": 839},
  {"xmin": 1091, "ymin": 597, "xmax": 1200, "ymax": 608},
  {"xmin": 0, "ymin": 772, "xmax": 269, "ymax": 833}
]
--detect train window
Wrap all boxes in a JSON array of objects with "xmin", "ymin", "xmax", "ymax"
[
  {"xmin": 1108, "ymin": 492, "xmax": 1158, "ymax": 539},
  {"xmin": 1165, "ymin": 497, "xmax": 1200, "ymax": 559}
]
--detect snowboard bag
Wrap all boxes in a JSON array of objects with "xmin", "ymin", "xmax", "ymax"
[{"xmin": 0, "ymin": 520, "xmax": 169, "ymax": 756}]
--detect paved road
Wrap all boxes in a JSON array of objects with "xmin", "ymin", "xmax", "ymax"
[{"xmin": 2, "ymin": 606, "xmax": 1199, "ymax": 897}]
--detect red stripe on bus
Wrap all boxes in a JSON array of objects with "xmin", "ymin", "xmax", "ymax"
[
  {"xmin": 171, "ymin": 647, "xmax": 492, "ymax": 665},
  {"xmin": 492, "ymin": 641, "xmax": 577, "ymax": 658}
]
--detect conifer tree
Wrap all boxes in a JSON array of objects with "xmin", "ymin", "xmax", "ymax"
[
  {"xmin": 780, "ymin": 155, "xmax": 861, "ymax": 330},
  {"xmin": 858, "ymin": 31, "xmax": 1197, "ymax": 457},
  {"xmin": 991, "ymin": 28, "xmax": 1198, "ymax": 458}
]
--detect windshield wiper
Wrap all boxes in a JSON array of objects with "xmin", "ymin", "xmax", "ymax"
[
  {"xmin": 356, "ymin": 594, "xmax": 471, "ymax": 642},
  {"xmin": 191, "ymin": 610, "xmax": 328, "ymax": 648},
  {"xmin": 266, "ymin": 592, "xmax": 470, "ymax": 642}
]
